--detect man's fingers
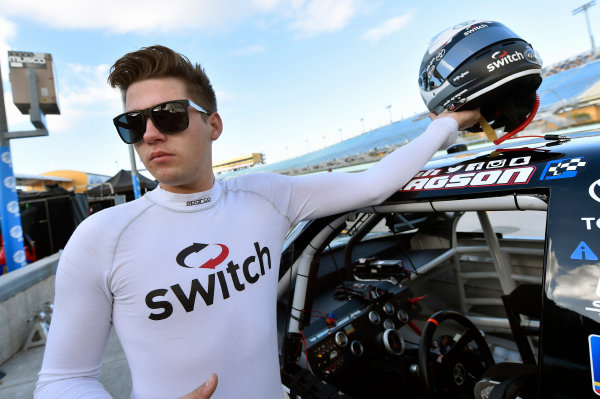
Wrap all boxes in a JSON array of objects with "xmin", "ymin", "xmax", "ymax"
[
  {"xmin": 433, "ymin": 108, "xmax": 481, "ymax": 130},
  {"xmin": 179, "ymin": 374, "xmax": 218, "ymax": 399}
]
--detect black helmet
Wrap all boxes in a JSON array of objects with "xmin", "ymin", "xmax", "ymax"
[{"xmin": 419, "ymin": 20, "xmax": 543, "ymax": 132}]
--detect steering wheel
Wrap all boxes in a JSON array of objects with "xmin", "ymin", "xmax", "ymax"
[{"xmin": 418, "ymin": 310, "xmax": 495, "ymax": 399}]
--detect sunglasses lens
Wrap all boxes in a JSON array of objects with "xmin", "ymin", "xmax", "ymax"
[
  {"xmin": 151, "ymin": 102, "xmax": 189, "ymax": 134},
  {"xmin": 114, "ymin": 112, "xmax": 145, "ymax": 144},
  {"xmin": 113, "ymin": 101, "xmax": 193, "ymax": 144}
]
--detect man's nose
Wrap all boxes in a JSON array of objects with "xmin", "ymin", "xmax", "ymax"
[{"xmin": 142, "ymin": 117, "xmax": 167, "ymax": 143}]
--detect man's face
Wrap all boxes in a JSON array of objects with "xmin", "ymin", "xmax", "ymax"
[{"xmin": 125, "ymin": 77, "xmax": 222, "ymax": 194}]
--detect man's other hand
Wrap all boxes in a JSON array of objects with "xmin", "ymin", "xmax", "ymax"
[
  {"xmin": 430, "ymin": 108, "xmax": 481, "ymax": 131},
  {"xmin": 179, "ymin": 373, "xmax": 218, "ymax": 399}
]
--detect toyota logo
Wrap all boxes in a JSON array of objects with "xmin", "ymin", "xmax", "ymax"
[
  {"xmin": 435, "ymin": 49, "xmax": 445, "ymax": 61},
  {"xmin": 590, "ymin": 179, "xmax": 600, "ymax": 203},
  {"xmin": 453, "ymin": 362, "xmax": 466, "ymax": 386}
]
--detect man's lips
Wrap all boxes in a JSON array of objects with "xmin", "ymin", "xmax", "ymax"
[{"xmin": 149, "ymin": 151, "xmax": 173, "ymax": 162}]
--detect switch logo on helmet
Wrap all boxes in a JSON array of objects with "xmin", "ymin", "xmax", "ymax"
[
  {"xmin": 487, "ymin": 50, "xmax": 525, "ymax": 72},
  {"xmin": 463, "ymin": 23, "xmax": 488, "ymax": 36}
]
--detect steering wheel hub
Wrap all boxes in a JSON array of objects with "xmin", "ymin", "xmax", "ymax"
[
  {"xmin": 453, "ymin": 362, "xmax": 466, "ymax": 386},
  {"xmin": 418, "ymin": 310, "xmax": 496, "ymax": 398}
]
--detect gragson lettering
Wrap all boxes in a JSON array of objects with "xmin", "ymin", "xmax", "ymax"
[
  {"xmin": 487, "ymin": 50, "xmax": 525, "ymax": 72},
  {"xmin": 401, "ymin": 156, "xmax": 534, "ymax": 191},
  {"xmin": 145, "ymin": 242, "xmax": 271, "ymax": 320}
]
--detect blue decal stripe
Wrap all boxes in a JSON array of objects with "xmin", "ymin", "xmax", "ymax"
[{"xmin": 589, "ymin": 335, "xmax": 600, "ymax": 396}]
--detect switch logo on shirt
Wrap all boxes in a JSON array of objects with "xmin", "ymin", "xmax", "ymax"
[
  {"xmin": 176, "ymin": 243, "xmax": 229, "ymax": 269},
  {"xmin": 145, "ymin": 241, "xmax": 272, "ymax": 321}
]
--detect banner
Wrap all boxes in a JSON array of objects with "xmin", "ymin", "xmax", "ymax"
[{"xmin": 0, "ymin": 146, "xmax": 27, "ymax": 272}]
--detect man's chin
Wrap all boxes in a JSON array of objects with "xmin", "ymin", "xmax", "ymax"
[{"xmin": 150, "ymin": 170, "xmax": 180, "ymax": 186}]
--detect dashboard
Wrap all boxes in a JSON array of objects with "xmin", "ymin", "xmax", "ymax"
[{"xmin": 303, "ymin": 282, "xmax": 425, "ymax": 397}]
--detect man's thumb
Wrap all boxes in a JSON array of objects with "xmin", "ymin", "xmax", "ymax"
[{"xmin": 180, "ymin": 373, "xmax": 218, "ymax": 399}]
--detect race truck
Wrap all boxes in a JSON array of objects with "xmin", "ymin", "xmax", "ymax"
[{"xmin": 276, "ymin": 125, "xmax": 600, "ymax": 399}]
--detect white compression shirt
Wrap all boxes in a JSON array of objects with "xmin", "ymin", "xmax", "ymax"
[{"xmin": 35, "ymin": 118, "xmax": 458, "ymax": 399}]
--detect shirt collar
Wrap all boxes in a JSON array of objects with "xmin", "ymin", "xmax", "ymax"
[{"xmin": 145, "ymin": 180, "xmax": 223, "ymax": 212}]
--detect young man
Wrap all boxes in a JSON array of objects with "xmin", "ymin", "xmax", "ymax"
[{"xmin": 35, "ymin": 45, "xmax": 480, "ymax": 399}]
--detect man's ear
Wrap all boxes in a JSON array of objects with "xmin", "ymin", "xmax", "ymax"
[{"xmin": 209, "ymin": 113, "xmax": 223, "ymax": 141}]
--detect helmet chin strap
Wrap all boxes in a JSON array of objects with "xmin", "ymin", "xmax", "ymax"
[
  {"xmin": 478, "ymin": 116, "xmax": 498, "ymax": 142},
  {"xmin": 493, "ymin": 93, "xmax": 540, "ymax": 145}
]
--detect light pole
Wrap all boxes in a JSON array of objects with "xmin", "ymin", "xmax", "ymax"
[
  {"xmin": 305, "ymin": 139, "xmax": 309, "ymax": 153},
  {"xmin": 386, "ymin": 105, "xmax": 392, "ymax": 124},
  {"xmin": 360, "ymin": 118, "xmax": 365, "ymax": 133},
  {"xmin": 338, "ymin": 128, "xmax": 342, "ymax": 142},
  {"xmin": 322, "ymin": 135, "xmax": 326, "ymax": 148},
  {"xmin": 573, "ymin": 1, "xmax": 597, "ymax": 52},
  {"xmin": 129, "ymin": 145, "xmax": 141, "ymax": 199}
]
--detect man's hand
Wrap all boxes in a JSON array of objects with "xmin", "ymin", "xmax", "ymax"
[
  {"xmin": 179, "ymin": 374, "xmax": 218, "ymax": 399},
  {"xmin": 430, "ymin": 108, "xmax": 481, "ymax": 130}
]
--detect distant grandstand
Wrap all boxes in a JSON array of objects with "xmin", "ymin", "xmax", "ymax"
[
  {"xmin": 213, "ymin": 153, "xmax": 264, "ymax": 174},
  {"xmin": 532, "ymin": 48, "xmax": 600, "ymax": 132},
  {"xmin": 218, "ymin": 50, "xmax": 600, "ymax": 179},
  {"xmin": 542, "ymin": 48, "xmax": 600, "ymax": 77}
]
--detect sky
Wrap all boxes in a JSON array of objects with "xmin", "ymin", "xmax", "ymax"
[{"xmin": 0, "ymin": 0, "xmax": 598, "ymax": 179}]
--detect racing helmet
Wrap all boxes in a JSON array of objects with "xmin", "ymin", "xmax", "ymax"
[{"xmin": 419, "ymin": 20, "xmax": 543, "ymax": 132}]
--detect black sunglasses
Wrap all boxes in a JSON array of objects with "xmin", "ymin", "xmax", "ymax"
[{"xmin": 113, "ymin": 99, "xmax": 210, "ymax": 144}]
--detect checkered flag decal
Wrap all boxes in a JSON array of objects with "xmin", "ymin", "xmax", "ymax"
[{"xmin": 547, "ymin": 158, "xmax": 586, "ymax": 176}]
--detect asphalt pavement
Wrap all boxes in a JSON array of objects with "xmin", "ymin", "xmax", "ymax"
[{"xmin": 0, "ymin": 328, "xmax": 132, "ymax": 399}]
